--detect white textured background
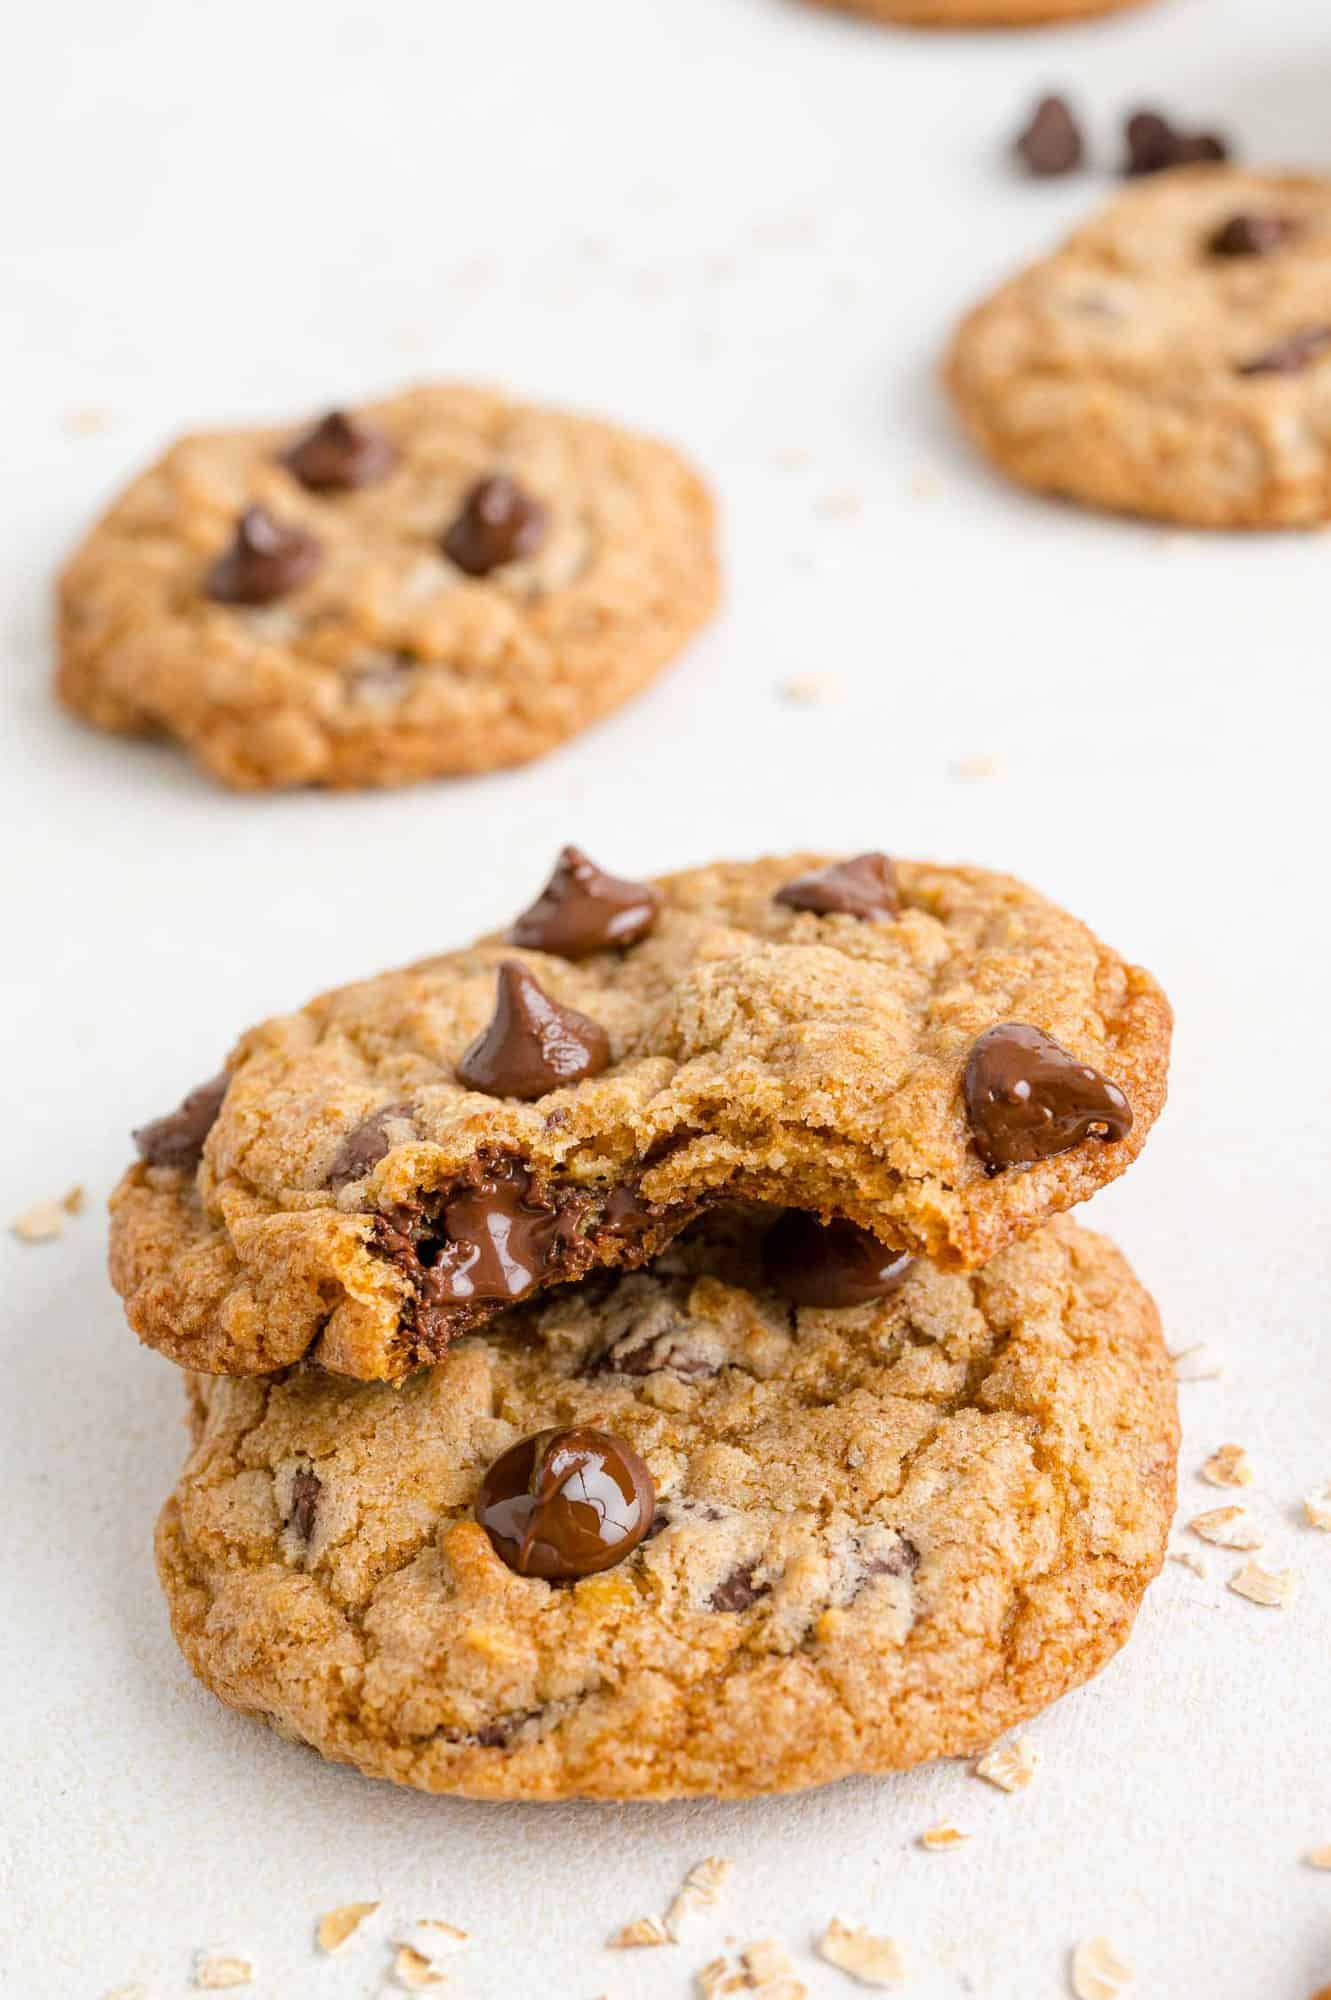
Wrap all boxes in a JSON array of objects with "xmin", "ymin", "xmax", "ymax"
[{"xmin": 5, "ymin": 0, "xmax": 1331, "ymax": 1993}]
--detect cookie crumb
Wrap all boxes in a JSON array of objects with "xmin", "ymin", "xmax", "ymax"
[
  {"xmin": 67, "ymin": 406, "xmax": 110, "ymax": 435},
  {"xmin": 975, "ymin": 1735, "xmax": 1038, "ymax": 1792},
  {"xmin": 609, "ymin": 1915, "xmax": 672, "ymax": 1948},
  {"xmin": 1304, "ymin": 1485, "xmax": 1331, "ymax": 1530},
  {"xmin": 103, "ymin": 1987, "xmax": 147, "ymax": 1999},
  {"xmin": 1171, "ymin": 1343, "xmax": 1223, "ymax": 1382},
  {"xmin": 773, "ymin": 447, "xmax": 810, "ymax": 471},
  {"xmin": 392, "ymin": 1945, "xmax": 446, "ymax": 1989},
  {"xmin": 1170, "ymin": 1550, "xmax": 1207, "ymax": 1578},
  {"xmin": 816, "ymin": 491, "xmax": 862, "ymax": 519},
  {"xmin": 779, "ymin": 672, "xmax": 841, "ymax": 706},
  {"xmin": 1229, "ymin": 1561, "xmax": 1297, "ymax": 1608},
  {"xmin": 951, "ymin": 752, "xmax": 1003, "ymax": 781},
  {"xmin": 1306, "ymin": 1846, "xmax": 1331, "ymax": 1870},
  {"xmin": 910, "ymin": 466, "xmax": 942, "ymax": 500},
  {"xmin": 11, "ymin": 1195, "xmax": 75, "ymax": 1242},
  {"xmin": 192, "ymin": 1955, "xmax": 254, "ymax": 1990},
  {"xmin": 667, "ymin": 1856, "xmax": 735, "ymax": 1933},
  {"xmin": 1189, "ymin": 1507, "xmax": 1263, "ymax": 1550},
  {"xmin": 394, "ymin": 1921, "xmax": 467, "ymax": 1968},
  {"xmin": 1200, "ymin": 1444, "xmax": 1253, "ymax": 1488},
  {"xmin": 920, "ymin": 1823, "xmax": 969, "ymax": 1851},
  {"xmin": 817, "ymin": 1917, "xmax": 905, "ymax": 1987},
  {"xmin": 316, "ymin": 1902, "xmax": 379, "ymax": 1953},
  {"xmin": 698, "ymin": 1939, "xmax": 805, "ymax": 1996},
  {"xmin": 1071, "ymin": 1935, "xmax": 1135, "ymax": 1999}
]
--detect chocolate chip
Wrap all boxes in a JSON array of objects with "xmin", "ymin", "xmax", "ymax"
[
  {"xmin": 600, "ymin": 1184, "xmax": 659, "ymax": 1238},
  {"xmin": 456, "ymin": 962, "xmax": 610, "ymax": 1101},
  {"xmin": 1014, "ymin": 96, "xmax": 1083, "ymax": 178},
  {"xmin": 864, "ymin": 1536, "xmax": 919, "ymax": 1579},
  {"xmin": 471, "ymin": 1711, "xmax": 540, "ymax": 1749},
  {"xmin": 774, "ymin": 852, "xmax": 900, "ymax": 922},
  {"xmin": 763, "ymin": 1212, "xmax": 912, "ymax": 1310},
  {"xmin": 442, "ymin": 475, "xmax": 546, "ymax": 577},
  {"xmin": 327, "ymin": 1103, "xmax": 415, "ymax": 1191},
  {"xmin": 1123, "ymin": 109, "xmax": 1228, "ymax": 177},
  {"xmin": 511, "ymin": 845, "xmax": 661, "ymax": 958},
  {"xmin": 282, "ymin": 409, "xmax": 398, "ymax": 492},
  {"xmin": 204, "ymin": 505, "xmax": 322, "ymax": 605},
  {"xmin": 132, "ymin": 1072, "xmax": 229, "ymax": 1171},
  {"xmin": 963, "ymin": 1023, "xmax": 1132, "ymax": 1175},
  {"xmin": 709, "ymin": 1562, "xmax": 769, "ymax": 1613},
  {"xmin": 1208, "ymin": 213, "xmax": 1295, "ymax": 258},
  {"xmin": 1237, "ymin": 324, "xmax": 1331, "ymax": 377},
  {"xmin": 288, "ymin": 1467, "xmax": 321, "ymax": 1541},
  {"xmin": 475, "ymin": 1425, "xmax": 656, "ymax": 1581},
  {"xmin": 382, "ymin": 1160, "xmax": 567, "ymax": 1309}
]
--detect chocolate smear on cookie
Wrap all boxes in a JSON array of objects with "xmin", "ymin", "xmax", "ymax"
[
  {"xmin": 476, "ymin": 1425, "xmax": 655, "ymax": 1580},
  {"xmin": 205, "ymin": 505, "xmax": 323, "ymax": 605},
  {"xmin": 1238, "ymin": 324, "xmax": 1331, "ymax": 377},
  {"xmin": 964, "ymin": 1023, "xmax": 1132, "ymax": 1174},
  {"xmin": 774, "ymin": 852, "xmax": 900, "ymax": 921},
  {"xmin": 456, "ymin": 962, "xmax": 609, "ymax": 1100},
  {"xmin": 133, "ymin": 1072, "xmax": 229, "ymax": 1171},
  {"xmin": 1014, "ymin": 96, "xmax": 1083, "ymax": 179},
  {"xmin": 1122, "ymin": 109, "xmax": 1228, "ymax": 177},
  {"xmin": 282, "ymin": 409, "xmax": 398, "ymax": 492},
  {"xmin": 511, "ymin": 845, "xmax": 661, "ymax": 958},
  {"xmin": 763, "ymin": 1212, "xmax": 912, "ymax": 1310},
  {"xmin": 1208, "ymin": 213, "xmax": 1296, "ymax": 259},
  {"xmin": 443, "ymin": 474, "xmax": 546, "ymax": 576}
]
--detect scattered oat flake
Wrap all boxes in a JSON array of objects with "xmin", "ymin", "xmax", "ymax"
[
  {"xmin": 316, "ymin": 1901, "xmax": 379, "ymax": 1952},
  {"xmin": 1305, "ymin": 1845, "xmax": 1331, "ymax": 1870},
  {"xmin": 1229, "ymin": 1561, "xmax": 1297, "ymax": 1608},
  {"xmin": 667, "ymin": 1855, "xmax": 735, "ymax": 1932},
  {"xmin": 952, "ymin": 751, "xmax": 1003, "ymax": 781},
  {"xmin": 1201, "ymin": 1443, "xmax": 1253, "ymax": 1488},
  {"xmin": 1170, "ymin": 1549, "xmax": 1207, "ymax": 1577},
  {"xmin": 920, "ymin": 1822, "xmax": 969, "ymax": 1850},
  {"xmin": 817, "ymin": 490, "xmax": 862, "ymax": 517},
  {"xmin": 393, "ymin": 1944, "xmax": 446, "ymax": 1989},
  {"xmin": 193, "ymin": 1955, "xmax": 253, "ymax": 1991},
  {"xmin": 1304, "ymin": 1485, "xmax": 1331, "ymax": 1530},
  {"xmin": 11, "ymin": 1197, "xmax": 69, "ymax": 1242},
  {"xmin": 1171, "ymin": 1343, "xmax": 1223, "ymax": 1382},
  {"xmin": 609, "ymin": 1914, "xmax": 672, "ymax": 1948},
  {"xmin": 780, "ymin": 672, "xmax": 841, "ymax": 706},
  {"xmin": 1189, "ymin": 1506, "xmax": 1263, "ymax": 1550},
  {"xmin": 67, "ymin": 406, "xmax": 109, "ymax": 434},
  {"xmin": 975, "ymin": 1735, "xmax": 1038, "ymax": 1792},
  {"xmin": 1071, "ymin": 1935, "xmax": 1134, "ymax": 1999},
  {"xmin": 103, "ymin": 1987, "xmax": 147, "ymax": 2000},
  {"xmin": 910, "ymin": 466, "xmax": 942, "ymax": 500},
  {"xmin": 818, "ymin": 1917, "xmax": 906, "ymax": 1987}
]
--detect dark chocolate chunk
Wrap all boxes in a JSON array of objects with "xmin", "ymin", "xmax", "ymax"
[
  {"xmin": 511, "ymin": 846, "xmax": 661, "ymax": 958},
  {"xmin": 774, "ymin": 852, "xmax": 900, "ymax": 922},
  {"xmin": 132, "ymin": 1072, "xmax": 229, "ymax": 1171},
  {"xmin": 709, "ymin": 1562, "xmax": 770, "ymax": 1613},
  {"xmin": 442, "ymin": 474, "xmax": 546, "ymax": 576},
  {"xmin": 1237, "ymin": 324, "xmax": 1331, "ymax": 377},
  {"xmin": 1015, "ymin": 96, "xmax": 1084, "ymax": 178},
  {"xmin": 763, "ymin": 1212, "xmax": 912, "ymax": 1310},
  {"xmin": 963, "ymin": 1023, "xmax": 1132, "ymax": 1175},
  {"xmin": 327, "ymin": 1103, "xmax": 415, "ymax": 1191},
  {"xmin": 1123, "ymin": 109, "xmax": 1228, "ymax": 178},
  {"xmin": 282, "ymin": 409, "xmax": 398, "ymax": 492},
  {"xmin": 288, "ymin": 1467, "xmax": 322, "ymax": 1542},
  {"xmin": 1208, "ymin": 213, "xmax": 1295, "ymax": 259},
  {"xmin": 475, "ymin": 1425, "xmax": 656, "ymax": 1581},
  {"xmin": 456, "ymin": 962, "xmax": 610, "ymax": 1101},
  {"xmin": 204, "ymin": 505, "xmax": 322, "ymax": 605}
]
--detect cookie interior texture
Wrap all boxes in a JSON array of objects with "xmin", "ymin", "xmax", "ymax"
[
  {"xmin": 56, "ymin": 383, "xmax": 719, "ymax": 789},
  {"xmin": 946, "ymin": 166, "xmax": 1331, "ymax": 527},
  {"xmin": 157, "ymin": 1213, "xmax": 1178, "ymax": 1802},
  {"xmin": 110, "ymin": 854, "xmax": 1171, "ymax": 1382}
]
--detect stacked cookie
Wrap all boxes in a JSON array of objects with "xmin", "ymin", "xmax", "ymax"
[{"xmin": 113, "ymin": 847, "xmax": 1176, "ymax": 1800}]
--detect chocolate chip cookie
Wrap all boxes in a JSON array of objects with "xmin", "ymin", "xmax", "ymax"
[
  {"xmin": 110, "ymin": 849, "xmax": 1171, "ymax": 1381},
  {"xmin": 56, "ymin": 384, "xmax": 719, "ymax": 788},
  {"xmin": 156, "ymin": 1213, "xmax": 1177, "ymax": 1800},
  {"xmin": 802, "ymin": 0, "xmax": 1153, "ymax": 26},
  {"xmin": 946, "ymin": 167, "xmax": 1331, "ymax": 527}
]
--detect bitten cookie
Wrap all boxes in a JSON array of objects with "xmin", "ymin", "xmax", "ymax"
[
  {"xmin": 56, "ymin": 384, "xmax": 718, "ymax": 788},
  {"xmin": 946, "ymin": 167, "xmax": 1331, "ymax": 527},
  {"xmin": 801, "ymin": 0, "xmax": 1152, "ymax": 27},
  {"xmin": 110, "ymin": 848, "xmax": 1171, "ymax": 1381},
  {"xmin": 157, "ymin": 1213, "xmax": 1178, "ymax": 1801}
]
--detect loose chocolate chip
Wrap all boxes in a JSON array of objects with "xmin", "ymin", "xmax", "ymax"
[
  {"xmin": 288, "ymin": 1466, "xmax": 322, "ymax": 1542},
  {"xmin": 327, "ymin": 1102, "xmax": 415, "ymax": 1191},
  {"xmin": 1123, "ymin": 109, "xmax": 1228, "ymax": 178},
  {"xmin": 204, "ymin": 505, "xmax": 323, "ymax": 605},
  {"xmin": 963, "ymin": 1023, "xmax": 1132, "ymax": 1175},
  {"xmin": 442, "ymin": 474, "xmax": 546, "ymax": 577},
  {"xmin": 132, "ymin": 1072, "xmax": 229, "ymax": 1171},
  {"xmin": 763, "ymin": 1211, "xmax": 912, "ymax": 1310},
  {"xmin": 456, "ymin": 962, "xmax": 610, "ymax": 1101},
  {"xmin": 709, "ymin": 1562, "xmax": 770, "ymax": 1613},
  {"xmin": 282, "ymin": 409, "xmax": 398, "ymax": 492},
  {"xmin": 511, "ymin": 845, "xmax": 662, "ymax": 958},
  {"xmin": 475, "ymin": 1425, "xmax": 656, "ymax": 1581},
  {"xmin": 1014, "ymin": 95, "xmax": 1083, "ymax": 178},
  {"xmin": 1237, "ymin": 324, "xmax": 1331, "ymax": 377},
  {"xmin": 1208, "ymin": 213, "xmax": 1295, "ymax": 259},
  {"xmin": 773, "ymin": 852, "xmax": 900, "ymax": 922}
]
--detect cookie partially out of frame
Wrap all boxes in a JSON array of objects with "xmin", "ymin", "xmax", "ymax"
[
  {"xmin": 109, "ymin": 849, "xmax": 1170, "ymax": 1381},
  {"xmin": 56, "ymin": 383, "xmax": 718, "ymax": 789},
  {"xmin": 802, "ymin": 0, "xmax": 1153, "ymax": 27},
  {"xmin": 157, "ymin": 1213, "xmax": 1177, "ymax": 1801},
  {"xmin": 946, "ymin": 167, "xmax": 1331, "ymax": 526}
]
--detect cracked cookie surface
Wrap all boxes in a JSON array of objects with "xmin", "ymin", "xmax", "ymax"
[
  {"xmin": 946, "ymin": 167, "xmax": 1331, "ymax": 526},
  {"xmin": 157, "ymin": 1214, "xmax": 1177, "ymax": 1801},
  {"xmin": 109, "ymin": 852, "xmax": 1171, "ymax": 1381},
  {"xmin": 56, "ymin": 382, "xmax": 718, "ymax": 789}
]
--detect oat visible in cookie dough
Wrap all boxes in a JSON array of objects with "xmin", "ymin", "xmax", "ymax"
[
  {"xmin": 56, "ymin": 382, "xmax": 719, "ymax": 789},
  {"xmin": 155, "ymin": 1214, "xmax": 1178, "ymax": 1801},
  {"xmin": 946, "ymin": 167, "xmax": 1331, "ymax": 528},
  {"xmin": 109, "ymin": 851, "xmax": 1170, "ymax": 1381}
]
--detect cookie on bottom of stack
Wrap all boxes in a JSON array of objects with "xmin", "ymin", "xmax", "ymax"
[
  {"xmin": 156, "ymin": 1210, "xmax": 1177, "ymax": 1801},
  {"xmin": 801, "ymin": 0, "xmax": 1154, "ymax": 28}
]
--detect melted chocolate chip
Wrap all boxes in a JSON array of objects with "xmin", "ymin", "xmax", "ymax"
[
  {"xmin": 442, "ymin": 475, "xmax": 546, "ymax": 576},
  {"xmin": 456, "ymin": 962, "xmax": 610, "ymax": 1101},
  {"xmin": 476, "ymin": 1425, "xmax": 655, "ymax": 1581},
  {"xmin": 1015, "ymin": 96, "xmax": 1083, "ymax": 178},
  {"xmin": 1123, "ymin": 110, "xmax": 1228, "ymax": 177},
  {"xmin": 327, "ymin": 1103, "xmax": 415, "ymax": 1191},
  {"xmin": 204, "ymin": 505, "xmax": 323, "ymax": 605},
  {"xmin": 774, "ymin": 852, "xmax": 900, "ymax": 922},
  {"xmin": 288, "ymin": 1467, "xmax": 321, "ymax": 1541},
  {"xmin": 382, "ymin": 1160, "xmax": 568, "ymax": 1309},
  {"xmin": 1208, "ymin": 213, "xmax": 1296, "ymax": 259},
  {"xmin": 511, "ymin": 845, "xmax": 661, "ymax": 958},
  {"xmin": 709, "ymin": 1562, "xmax": 769, "ymax": 1613},
  {"xmin": 282, "ymin": 409, "xmax": 398, "ymax": 492},
  {"xmin": 1238, "ymin": 324, "xmax": 1331, "ymax": 377},
  {"xmin": 963, "ymin": 1023, "xmax": 1132, "ymax": 1175},
  {"xmin": 132, "ymin": 1072, "xmax": 229, "ymax": 1171},
  {"xmin": 763, "ymin": 1212, "xmax": 912, "ymax": 1310},
  {"xmin": 600, "ymin": 1184, "xmax": 660, "ymax": 1238}
]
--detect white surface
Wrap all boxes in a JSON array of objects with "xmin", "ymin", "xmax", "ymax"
[{"xmin": 5, "ymin": 0, "xmax": 1331, "ymax": 1993}]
